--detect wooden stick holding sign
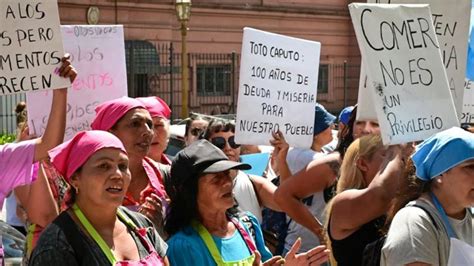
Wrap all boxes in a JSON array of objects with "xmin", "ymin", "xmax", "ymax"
[
  {"xmin": 0, "ymin": 0, "xmax": 70, "ymax": 96},
  {"xmin": 235, "ymin": 28, "xmax": 321, "ymax": 148},
  {"xmin": 349, "ymin": 3, "xmax": 459, "ymax": 145}
]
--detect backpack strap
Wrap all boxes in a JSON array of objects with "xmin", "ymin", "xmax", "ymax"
[
  {"xmin": 411, "ymin": 203, "xmax": 439, "ymax": 231},
  {"xmin": 53, "ymin": 212, "xmax": 87, "ymax": 264}
]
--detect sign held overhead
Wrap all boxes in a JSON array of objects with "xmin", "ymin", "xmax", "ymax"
[
  {"xmin": 349, "ymin": 3, "xmax": 459, "ymax": 144},
  {"xmin": 235, "ymin": 28, "xmax": 321, "ymax": 148}
]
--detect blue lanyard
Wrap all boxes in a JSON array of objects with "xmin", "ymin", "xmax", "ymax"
[{"xmin": 430, "ymin": 192, "xmax": 458, "ymax": 239}]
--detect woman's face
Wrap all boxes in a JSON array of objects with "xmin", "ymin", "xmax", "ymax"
[
  {"xmin": 197, "ymin": 170, "xmax": 235, "ymax": 212},
  {"xmin": 185, "ymin": 119, "xmax": 208, "ymax": 146},
  {"xmin": 315, "ymin": 125, "xmax": 334, "ymax": 147},
  {"xmin": 110, "ymin": 108, "xmax": 154, "ymax": 158},
  {"xmin": 73, "ymin": 148, "xmax": 131, "ymax": 208},
  {"xmin": 437, "ymin": 159, "xmax": 474, "ymax": 208},
  {"xmin": 359, "ymin": 146, "xmax": 388, "ymax": 185},
  {"xmin": 150, "ymin": 117, "xmax": 170, "ymax": 159},
  {"xmin": 352, "ymin": 120, "xmax": 380, "ymax": 139},
  {"xmin": 208, "ymin": 130, "xmax": 240, "ymax": 162}
]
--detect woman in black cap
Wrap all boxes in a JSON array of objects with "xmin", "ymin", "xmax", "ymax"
[{"xmin": 165, "ymin": 140, "xmax": 329, "ymax": 265}]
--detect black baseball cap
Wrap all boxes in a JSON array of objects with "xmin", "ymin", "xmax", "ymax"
[{"xmin": 170, "ymin": 139, "xmax": 251, "ymax": 184}]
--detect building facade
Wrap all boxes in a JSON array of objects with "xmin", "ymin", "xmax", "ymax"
[{"xmin": 59, "ymin": 0, "xmax": 361, "ymax": 117}]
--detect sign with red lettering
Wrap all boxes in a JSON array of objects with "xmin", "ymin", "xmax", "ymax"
[
  {"xmin": 358, "ymin": 0, "xmax": 471, "ymax": 120},
  {"xmin": 235, "ymin": 28, "xmax": 321, "ymax": 148},
  {"xmin": 0, "ymin": 0, "xmax": 70, "ymax": 96},
  {"xmin": 349, "ymin": 3, "xmax": 459, "ymax": 144},
  {"xmin": 27, "ymin": 25, "xmax": 127, "ymax": 139}
]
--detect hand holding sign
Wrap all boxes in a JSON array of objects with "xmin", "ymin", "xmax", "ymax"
[
  {"xmin": 349, "ymin": 3, "xmax": 459, "ymax": 145},
  {"xmin": 235, "ymin": 28, "xmax": 321, "ymax": 148},
  {"xmin": 0, "ymin": 0, "xmax": 70, "ymax": 96}
]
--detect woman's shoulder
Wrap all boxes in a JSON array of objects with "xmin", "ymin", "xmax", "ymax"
[
  {"xmin": 118, "ymin": 206, "xmax": 152, "ymax": 227},
  {"xmin": 167, "ymin": 227, "xmax": 204, "ymax": 252},
  {"xmin": 388, "ymin": 198, "xmax": 445, "ymax": 238},
  {"xmin": 30, "ymin": 212, "xmax": 76, "ymax": 260}
]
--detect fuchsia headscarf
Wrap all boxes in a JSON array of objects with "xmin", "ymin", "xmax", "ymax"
[
  {"xmin": 48, "ymin": 130, "xmax": 127, "ymax": 181},
  {"xmin": 91, "ymin": 97, "xmax": 146, "ymax": 131},
  {"xmin": 136, "ymin": 96, "xmax": 171, "ymax": 119}
]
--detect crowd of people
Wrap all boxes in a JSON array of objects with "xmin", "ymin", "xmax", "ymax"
[{"xmin": 0, "ymin": 56, "xmax": 473, "ymax": 266}]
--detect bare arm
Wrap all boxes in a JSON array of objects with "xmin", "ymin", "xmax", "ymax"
[
  {"xmin": 274, "ymin": 153, "xmax": 339, "ymax": 241},
  {"xmin": 34, "ymin": 57, "xmax": 76, "ymax": 161},
  {"xmin": 330, "ymin": 146, "xmax": 407, "ymax": 239},
  {"xmin": 250, "ymin": 174, "xmax": 281, "ymax": 211},
  {"xmin": 15, "ymin": 162, "xmax": 59, "ymax": 227}
]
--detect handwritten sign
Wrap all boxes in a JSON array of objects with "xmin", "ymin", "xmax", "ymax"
[
  {"xmin": 462, "ymin": 79, "xmax": 474, "ymax": 124},
  {"xmin": 349, "ymin": 3, "xmax": 459, "ymax": 144},
  {"xmin": 0, "ymin": 0, "xmax": 70, "ymax": 96},
  {"xmin": 235, "ymin": 28, "xmax": 320, "ymax": 148},
  {"xmin": 356, "ymin": 61, "xmax": 377, "ymax": 121},
  {"xmin": 27, "ymin": 25, "xmax": 127, "ymax": 139},
  {"xmin": 358, "ymin": 0, "xmax": 471, "ymax": 120}
]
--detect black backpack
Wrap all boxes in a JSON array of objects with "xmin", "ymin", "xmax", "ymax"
[{"xmin": 361, "ymin": 204, "xmax": 439, "ymax": 266}]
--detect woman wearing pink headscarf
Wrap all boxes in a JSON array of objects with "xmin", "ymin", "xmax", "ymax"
[
  {"xmin": 91, "ymin": 97, "xmax": 167, "ymax": 230},
  {"xmin": 29, "ymin": 130, "xmax": 169, "ymax": 265},
  {"xmin": 136, "ymin": 96, "xmax": 172, "ymax": 166},
  {"xmin": 0, "ymin": 56, "xmax": 76, "ymax": 264}
]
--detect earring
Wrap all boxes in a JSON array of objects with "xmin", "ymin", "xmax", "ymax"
[{"xmin": 75, "ymin": 186, "xmax": 80, "ymax": 194}]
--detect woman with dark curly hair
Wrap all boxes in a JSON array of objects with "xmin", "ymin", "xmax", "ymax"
[{"xmin": 165, "ymin": 140, "xmax": 329, "ymax": 265}]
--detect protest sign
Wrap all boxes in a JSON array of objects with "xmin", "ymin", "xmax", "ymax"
[
  {"xmin": 462, "ymin": 79, "xmax": 474, "ymax": 124},
  {"xmin": 27, "ymin": 25, "xmax": 128, "ymax": 139},
  {"xmin": 235, "ymin": 28, "xmax": 320, "ymax": 148},
  {"xmin": 356, "ymin": 61, "xmax": 377, "ymax": 121},
  {"xmin": 358, "ymin": 0, "xmax": 471, "ymax": 120},
  {"xmin": 349, "ymin": 3, "xmax": 459, "ymax": 144},
  {"xmin": 0, "ymin": 0, "xmax": 70, "ymax": 96},
  {"xmin": 241, "ymin": 152, "xmax": 271, "ymax": 177},
  {"xmin": 462, "ymin": 26, "xmax": 474, "ymax": 124}
]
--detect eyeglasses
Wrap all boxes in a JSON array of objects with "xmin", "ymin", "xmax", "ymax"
[
  {"xmin": 211, "ymin": 136, "xmax": 240, "ymax": 149},
  {"xmin": 190, "ymin": 127, "xmax": 204, "ymax": 137}
]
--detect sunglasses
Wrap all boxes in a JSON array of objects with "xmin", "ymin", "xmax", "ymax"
[
  {"xmin": 211, "ymin": 136, "xmax": 240, "ymax": 149},
  {"xmin": 190, "ymin": 127, "xmax": 205, "ymax": 137}
]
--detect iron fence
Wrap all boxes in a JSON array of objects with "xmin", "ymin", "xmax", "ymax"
[{"xmin": 0, "ymin": 41, "xmax": 360, "ymax": 134}]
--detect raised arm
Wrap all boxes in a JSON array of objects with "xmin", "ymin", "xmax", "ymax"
[
  {"xmin": 250, "ymin": 174, "xmax": 281, "ymax": 211},
  {"xmin": 269, "ymin": 130, "xmax": 291, "ymax": 182},
  {"xmin": 15, "ymin": 162, "xmax": 59, "ymax": 227},
  {"xmin": 34, "ymin": 56, "xmax": 76, "ymax": 161},
  {"xmin": 274, "ymin": 153, "xmax": 339, "ymax": 241},
  {"xmin": 329, "ymin": 145, "xmax": 408, "ymax": 238}
]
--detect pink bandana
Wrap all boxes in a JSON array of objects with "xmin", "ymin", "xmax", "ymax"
[
  {"xmin": 91, "ymin": 97, "xmax": 145, "ymax": 131},
  {"xmin": 48, "ymin": 130, "xmax": 127, "ymax": 181},
  {"xmin": 136, "ymin": 96, "xmax": 171, "ymax": 119}
]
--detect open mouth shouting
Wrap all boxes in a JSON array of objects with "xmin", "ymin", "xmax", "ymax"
[{"xmin": 106, "ymin": 184, "xmax": 124, "ymax": 194}]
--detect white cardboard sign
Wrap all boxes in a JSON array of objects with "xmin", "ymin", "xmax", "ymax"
[
  {"xmin": 349, "ymin": 3, "xmax": 459, "ymax": 144},
  {"xmin": 0, "ymin": 0, "xmax": 70, "ymax": 96},
  {"xmin": 27, "ymin": 25, "xmax": 128, "ymax": 139},
  {"xmin": 358, "ymin": 0, "xmax": 471, "ymax": 120},
  {"xmin": 235, "ymin": 28, "xmax": 320, "ymax": 148},
  {"xmin": 462, "ymin": 79, "xmax": 474, "ymax": 124}
]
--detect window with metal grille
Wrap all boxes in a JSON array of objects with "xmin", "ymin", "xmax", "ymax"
[
  {"xmin": 197, "ymin": 64, "xmax": 231, "ymax": 96},
  {"xmin": 318, "ymin": 64, "xmax": 329, "ymax": 93},
  {"xmin": 125, "ymin": 40, "xmax": 160, "ymax": 97}
]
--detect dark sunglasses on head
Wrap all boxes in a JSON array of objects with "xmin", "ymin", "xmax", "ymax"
[
  {"xmin": 190, "ymin": 127, "xmax": 204, "ymax": 137},
  {"xmin": 211, "ymin": 136, "xmax": 240, "ymax": 149}
]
